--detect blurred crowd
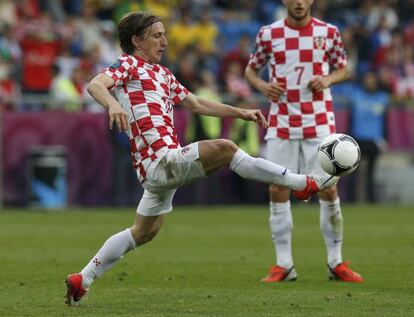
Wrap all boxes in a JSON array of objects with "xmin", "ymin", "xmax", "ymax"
[
  {"xmin": 1, "ymin": 0, "xmax": 414, "ymax": 113},
  {"xmin": 2, "ymin": 0, "xmax": 414, "ymax": 206}
]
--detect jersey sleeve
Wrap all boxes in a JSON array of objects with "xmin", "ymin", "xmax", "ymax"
[
  {"xmin": 248, "ymin": 26, "xmax": 271, "ymax": 70},
  {"xmin": 103, "ymin": 55, "xmax": 137, "ymax": 88},
  {"xmin": 167, "ymin": 70, "xmax": 189, "ymax": 105},
  {"xmin": 328, "ymin": 27, "xmax": 348, "ymax": 70}
]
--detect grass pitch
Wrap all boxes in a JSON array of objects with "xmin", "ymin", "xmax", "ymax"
[{"xmin": 0, "ymin": 204, "xmax": 413, "ymax": 317}]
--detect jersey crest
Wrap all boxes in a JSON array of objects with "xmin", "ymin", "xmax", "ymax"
[{"xmin": 314, "ymin": 36, "xmax": 326, "ymax": 50}]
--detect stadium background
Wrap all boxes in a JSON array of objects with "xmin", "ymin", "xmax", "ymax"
[{"xmin": 1, "ymin": 0, "xmax": 414, "ymax": 207}]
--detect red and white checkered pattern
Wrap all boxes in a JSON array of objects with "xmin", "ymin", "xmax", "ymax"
[
  {"xmin": 103, "ymin": 54, "xmax": 188, "ymax": 183},
  {"xmin": 248, "ymin": 18, "xmax": 347, "ymax": 140}
]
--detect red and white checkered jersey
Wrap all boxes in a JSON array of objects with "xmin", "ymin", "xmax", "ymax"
[
  {"xmin": 248, "ymin": 18, "xmax": 347, "ymax": 140},
  {"xmin": 103, "ymin": 54, "xmax": 189, "ymax": 183}
]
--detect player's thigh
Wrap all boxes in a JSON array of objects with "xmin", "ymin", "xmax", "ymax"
[
  {"xmin": 137, "ymin": 187, "xmax": 177, "ymax": 216},
  {"xmin": 267, "ymin": 138, "xmax": 299, "ymax": 200},
  {"xmin": 145, "ymin": 143, "xmax": 206, "ymax": 189},
  {"xmin": 198, "ymin": 139, "xmax": 238, "ymax": 174},
  {"xmin": 299, "ymin": 137, "xmax": 325, "ymax": 175},
  {"xmin": 266, "ymin": 138, "xmax": 300, "ymax": 173}
]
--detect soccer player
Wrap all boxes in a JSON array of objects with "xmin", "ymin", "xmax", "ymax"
[
  {"xmin": 64, "ymin": 11, "xmax": 336, "ymax": 305},
  {"xmin": 245, "ymin": 0, "xmax": 363, "ymax": 283}
]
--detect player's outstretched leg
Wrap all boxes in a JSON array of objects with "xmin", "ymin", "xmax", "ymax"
[
  {"xmin": 198, "ymin": 139, "xmax": 337, "ymax": 200},
  {"xmin": 65, "ymin": 214, "xmax": 164, "ymax": 306},
  {"xmin": 197, "ymin": 139, "xmax": 337, "ymax": 199}
]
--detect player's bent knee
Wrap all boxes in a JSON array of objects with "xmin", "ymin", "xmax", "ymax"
[
  {"xmin": 212, "ymin": 139, "xmax": 238, "ymax": 161},
  {"xmin": 269, "ymin": 184, "xmax": 290, "ymax": 201},
  {"xmin": 130, "ymin": 226, "xmax": 160, "ymax": 246},
  {"xmin": 215, "ymin": 139, "xmax": 238, "ymax": 153},
  {"xmin": 225, "ymin": 139, "xmax": 238, "ymax": 151},
  {"xmin": 318, "ymin": 185, "xmax": 338, "ymax": 200},
  {"xmin": 135, "ymin": 230, "xmax": 159, "ymax": 246}
]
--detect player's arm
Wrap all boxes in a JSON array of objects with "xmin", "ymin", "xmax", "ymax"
[
  {"xmin": 308, "ymin": 66, "xmax": 350, "ymax": 92},
  {"xmin": 87, "ymin": 74, "xmax": 128, "ymax": 132},
  {"xmin": 181, "ymin": 92, "xmax": 268, "ymax": 128},
  {"xmin": 310, "ymin": 26, "xmax": 350, "ymax": 92},
  {"xmin": 244, "ymin": 66, "xmax": 285, "ymax": 102}
]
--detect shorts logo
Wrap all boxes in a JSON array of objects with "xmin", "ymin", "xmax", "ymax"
[
  {"xmin": 314, "ymin": 36, "xmax": 326, "ymax": 50},
  {"xmin": 181, "ymin": 146, "xmax": 190, "ymax": 155}
]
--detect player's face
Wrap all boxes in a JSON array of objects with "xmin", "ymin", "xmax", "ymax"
[
  {"xmin": 282, "ymin": 0, "xmax": 314, "ymax": 21},
  {"xmin": 363, "ymin": 72, "xmax": 378, "ymax": 92},
  {"xmin": 136, "ymin": 21, "xmax": 167, "ymax": 64}
]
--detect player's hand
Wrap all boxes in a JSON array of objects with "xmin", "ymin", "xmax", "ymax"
[
  {"xmin": 308, "ymin": 76, "xmax": 331, "ymax": 92},
  {"xmin": 108, "ymin": 103, "xmax": 128, "ymax": 132},
  {"xmin": 240, "ymin": 109, "xmax": 269, "ymax": 128},
  {"xmin": 260, "ymin": 82, "xmax": 286, "ymax": 102}
]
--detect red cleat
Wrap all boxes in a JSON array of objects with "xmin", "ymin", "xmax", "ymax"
[
  {"xmin": 293, "ymin": 175, "xmax": 339, "ymax": 202},
  {"xmin": 65, "ymin": 273, "xmax": 88, "ymax": 306},
  {"xmin": 261, "ymin": 265, "xmax": 297, "ymax": 282},
  {"xmin": 328, "ymin": 262, "xmax": 364, "ymax": 283}
]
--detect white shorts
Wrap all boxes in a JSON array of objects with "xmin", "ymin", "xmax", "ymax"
[
  {"xmin": 266, "ymin": 137, "xmax": 328, "ymax": 177},
  {"xmin": 137, "ymin": 142, "xmax": 206, "ymax": 216}
]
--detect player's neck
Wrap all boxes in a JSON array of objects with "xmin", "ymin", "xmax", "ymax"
[
  {"xmin": 134, "ymin": 51, "xmax": 152, "ymax": 64},
  {"xmin": 285, "ymin": 15, "xmax": 312, "ymax": 29}
]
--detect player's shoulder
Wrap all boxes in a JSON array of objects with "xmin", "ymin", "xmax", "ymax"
[
  {"xmin": 258, "ymin": 19, "xmax": 284, "ymax": 39},
  {"xmin": 159, "ymin": 64, "xmax": 173, "ymax": 76},
  {"xmin": 312, "ymin": 18, "xmax": 339, "ymax": 39},
  {"xmin": 108, "ymin": 54, "xmax": 139, "ymax": 69},
  {"xmin": 261, "ymin": 19, "xmax": 285, "ymax": 31},
  {"xmin": 268, "ymin": 19, "xmax": 285, "ymax": 29},
  {"xmin": 312, "ymin": 18, "xmax": 340, "ymax": 35}
]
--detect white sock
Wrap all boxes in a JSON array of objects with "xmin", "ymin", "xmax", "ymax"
[
  {"xmin": 80, "ymin": 228, "xmax": 136, "ymax": 288},
  {"xmin": 269, "ymin": 201, "xmax": 294, "ymax": 268},
  {"xmin": 230, "ymin": 149, "xmax": 306, "ymax": 190},
  {"xmin": 320, "ymin": 198, "xmax": 343, "ymax": 268}
]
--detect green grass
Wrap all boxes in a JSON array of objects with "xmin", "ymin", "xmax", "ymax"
[{"xmin": 0, "ymin": 204, "xmax": 413, "ymax": 317}]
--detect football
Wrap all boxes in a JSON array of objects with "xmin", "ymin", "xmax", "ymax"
[{"xmin": 317, "ymin": 133, "xmax": 361, "ymax": 176}]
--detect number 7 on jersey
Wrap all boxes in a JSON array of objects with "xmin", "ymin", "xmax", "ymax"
[{"xmin": 294, "ymin": 66, "xmax": 305, "ymax": 85}]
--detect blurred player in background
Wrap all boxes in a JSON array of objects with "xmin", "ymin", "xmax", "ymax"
[
  {"xmin": 64, "ymin": 11, "xmax": 336, "ymax": 306},
  {"xmin": 245, "ymin": 0, "xmax": 363, "ymax": 283}
]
